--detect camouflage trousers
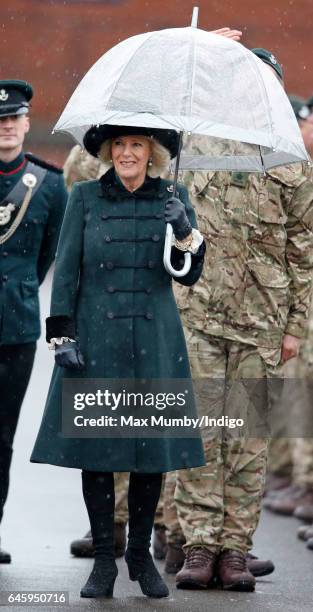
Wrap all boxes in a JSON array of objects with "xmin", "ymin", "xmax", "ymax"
[
  {"xmin": 174, "ymin": 330, "xmax": 280, "ymax": 554},
  {"xmin": 113, "ymin": 472, "xmax": 165, "ymax": 525},
  {"xmin": 114, "ymin": 473, "xmax": 128, "ymax": 524}
]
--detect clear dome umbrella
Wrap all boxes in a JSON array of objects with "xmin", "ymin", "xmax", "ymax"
[{"xmin": 54, "ymin": 8, "xmax": 309, "ymax": 276}]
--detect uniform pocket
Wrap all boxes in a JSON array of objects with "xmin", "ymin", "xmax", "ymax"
[
  {"xmin": 247, "ymin": 261, "xmax": 290, "ymax": 289},
  {"xmin": 258, "ymin": 185, "xmax": 287, "ymax": 224},
  {"xmin": 245, "ymin": 261, "xmax": 290, "ymax": 330},
  {"xmin": 20, "ymin": 280, "xmax": 40, "ymax": 334},
  {"xmin": 2, "ymin": 280, "xmax": 40, "ymax": 341},
  {"xmin": 23, "ymin": 218, "xmax": 46, "ymax": 252},
  {"xmin": 223, "ymin": 184, "xmax": 245, "ymax": 224}
]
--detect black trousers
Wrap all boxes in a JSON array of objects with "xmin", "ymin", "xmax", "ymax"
[{"xmin": 0, "ymin": 342, "xmax": 36, "ymax": 523}]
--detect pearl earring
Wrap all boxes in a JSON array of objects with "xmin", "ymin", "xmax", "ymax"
[{"xmin": 148, "ymin": 158, "xmax": 153, "ymax": 167}]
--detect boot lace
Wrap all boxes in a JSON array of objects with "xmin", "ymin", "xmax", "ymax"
[
  {"xmin": 221, "ymin": 551, "xmax": 246, "ymax": 571},
  {"xmin": 185, "ymin": 547, "xmax": 215, "ymax": 568}
]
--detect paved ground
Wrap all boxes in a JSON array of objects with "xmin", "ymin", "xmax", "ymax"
[{"xmin": 0, "ymin": 277, "xmax": 312, "ymax": 611}]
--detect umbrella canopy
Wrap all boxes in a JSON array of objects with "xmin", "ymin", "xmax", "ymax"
[{"xmin": 54, "ymin": 27, "xmax": 309, "ymax": 171}]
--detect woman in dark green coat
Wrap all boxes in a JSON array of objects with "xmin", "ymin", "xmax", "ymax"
[{"xmin": 31, "ymin": 125, "xmax": 205, "ymax": 599}]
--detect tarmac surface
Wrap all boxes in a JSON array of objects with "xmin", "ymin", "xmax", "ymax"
[{"xmin": 0, "ymin": 276, "xmax": 312, "ymax": 611}]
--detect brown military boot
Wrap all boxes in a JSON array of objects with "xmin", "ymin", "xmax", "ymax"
[
  {"xmin": 176, "ymin": 546, "xmax": 217, "ymax": 589},
  {"xmin": 267, "ymin": 487, "xmax": 313, "ymax": 515},
  {"xmin": 70, "ymin": 523, "xmax": 126, "ymax": 558},
  {"xmin": 70, "ymin": 530, "xmax": 93, "ymax": 558},
  {"xmin": 217, "ymin": 550, "xmax": 255, "ymax": 591},
  {"xmin": 263, "ymin": 484, "xmax": 303, "ymax": 505},
  {"xmin": 165, "ymin": 542, "xmax": 185, "ymax": 574},
  {"xmin": 246, "ymin": 552, "xmax": 275, "ymax": 577},
  {"xmin": 153, "ymin": 524, "xmax": 167, "ymax": 560},
  {"xmin": 293, "ymin": 504, "xmax": 313, "ymax": 523},
  {"xmin": 297, "ymin": 524, "xmax": 313, "ymax": 541},
  {"xmin": 307, "ymin": 537, "xmax": 313, "ymax": 550},
  {"xmin": 264, "ymin": 473, "xmax": 291, "ymax": 496},
  {"xmin": 0, "ymin": 538, "xmax": 11, "ymax": 564}
]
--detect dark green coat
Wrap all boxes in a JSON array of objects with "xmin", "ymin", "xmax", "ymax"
[
  {"xmin": 31, "ymin": 169, "xmax": 205, "ymax": 473},
  {"xmin": 0, "ymin": 152, "xmax": 67, "ymax": 345}
]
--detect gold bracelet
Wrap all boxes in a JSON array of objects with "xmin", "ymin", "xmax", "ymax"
[{"xmin": 174, "ymin": 234, "xmax": 193, "ymax": 251}]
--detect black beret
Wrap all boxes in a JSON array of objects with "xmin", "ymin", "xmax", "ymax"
[
  {"xmin": 0, "ymin": 79, "xmax": 33, "ymax": 117},
  {"xmin": 251, "ymin": 48, "xmax": 283, "ymax": 81},
  {"xmin": 83, "ymin": 124, "xmax": 180, "ymax": 159},
  {"xmin": 288, "ymin": 95, "xmax": 311, "ymax": 120}
]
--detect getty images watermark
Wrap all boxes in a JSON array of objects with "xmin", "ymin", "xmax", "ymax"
[{"xmin": 62, "ymin": 379, "xmax": 245, "ymax": 439}]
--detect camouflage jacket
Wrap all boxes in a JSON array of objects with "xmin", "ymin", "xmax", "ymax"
[
  {"xmin": 63, "ymin": 145, "xmax": 107, "ymax": 190},
  {"xmin": 175, "ymin": 163, "xmax": 313, "ymax": 359}
]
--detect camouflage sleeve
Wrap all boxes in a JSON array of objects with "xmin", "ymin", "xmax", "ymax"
[{"xmin": 285, "ymin": 175, "xmax": 313, "ymax": 338}]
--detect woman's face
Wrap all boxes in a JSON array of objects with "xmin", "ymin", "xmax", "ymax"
[{"xmin": 111, "ymin": 135, "xmax": 151, "ymax": 183}]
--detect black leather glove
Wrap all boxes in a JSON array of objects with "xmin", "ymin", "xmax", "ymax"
[
  {"xmin": 55, "ymin": 341, "xmax": 85, "ymax": 370},
  {"xmin": 164, "ymin": 197, "xmax": 192, "ymax": 240}
]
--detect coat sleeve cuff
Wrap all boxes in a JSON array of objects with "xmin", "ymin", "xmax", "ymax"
[{"xmin": 46, "ymin": 316, "xmax": 76, "ymax": 342}]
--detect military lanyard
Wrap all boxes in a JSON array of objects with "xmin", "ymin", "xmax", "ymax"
[{"xmin": 0, "ymin": 161, "xmax": 46, "ymax": 245}]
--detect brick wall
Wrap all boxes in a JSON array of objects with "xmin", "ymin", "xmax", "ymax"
[{"xmin": 0, "ymin": 0, "xmax": 312, "ymax": 164}]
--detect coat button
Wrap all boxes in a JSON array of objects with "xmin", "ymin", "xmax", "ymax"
[
  {"xmin": 145, "ymin": 288, "xmax": 152, "ymax": 294},
  {"xmin": 4, "ymin": 180, "xmax": 11, "ymax": 187},
  {"xmin": 2, "ymin": 251, "xmax": 8, "ymax": 257},
  {"xmin": 147, "ymin": 261, "xmax": 155, "ymax": 269},
  {"xmin": 105, "ymin": 236, "xmax": 111, "ymax": 243},
  {"xmin": 107, "ymin": 312, "xmax": 115, "ymax": 319},
  {"xmin": 107, "ymin": 286, "xmax": 115, "ymax": 293},
  {"xmin": 152, "ymin": 234, "xmax": 160, "ymax": 242},
  {"xmin": 106, "ymin": 262, "xmax": 114, "ymax": 270},
  {"xmin": 145, "ymin": 312, "xmax": 153, "ymax": 320},
  {"xmin": 2, "ymin": 274, "xmax": 8, "ymax": 282}
]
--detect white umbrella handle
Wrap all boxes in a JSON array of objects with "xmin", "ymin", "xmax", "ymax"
[{"xmin": 163, "ymin": 223, "xmax": 192, "ymax": 277}]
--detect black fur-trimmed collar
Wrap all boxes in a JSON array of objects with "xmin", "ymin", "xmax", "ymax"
[{"xmin": 99, "ymin": 167, "xmax": 163, "ymax": 199}]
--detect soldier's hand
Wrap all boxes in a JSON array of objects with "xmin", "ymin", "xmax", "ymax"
[
  {"xmin": 165, "ymin": 197, "xmax": 192, "ymax": 240},
  {"xmin": 281, "ymin": 334, "xmax": 301, "ymax": 364},
  {"xmin": 55, "ymin": 341, "xmax": 85, "ymax": 370},
  {"xmin": 210, "ymin": 27, "xmax": 243, "ymax": 42}
]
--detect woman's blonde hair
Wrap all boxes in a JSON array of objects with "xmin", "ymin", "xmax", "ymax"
[{"xmin": 98, "ymin": 136, "xmax": 171, "ymax": 178}]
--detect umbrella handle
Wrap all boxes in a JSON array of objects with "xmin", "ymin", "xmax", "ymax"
[{"xmin": 163, "ymin": 223, "xmax": 192, "ymax": 277}]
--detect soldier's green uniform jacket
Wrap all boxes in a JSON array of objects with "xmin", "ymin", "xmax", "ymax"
[
  {"xmin": 176, "ymin": 162, "xmax": 313, "ymax": 364},
  {"xmin": 0, "ymin": 152, "xmax": 67, "ymax": 344},
  {"xmin": 31, "ymin": 168, "xmax": 206, "ymax": 473}
]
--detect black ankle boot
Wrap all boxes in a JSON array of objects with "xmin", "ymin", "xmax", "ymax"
[
  {"xmin": 126, "ymin": 472, "xmax": 169, "ymax": 598},
  {"xmin": 80, "ymin": 558, "xmax": 118, "ymax": 598},
  {"xmin": 125, "ymin": 548, "xmax": 169, "ymax": 598},
  {"xmin": 80, "ymin": 471, "xmax": 118, "ymax": 599}
]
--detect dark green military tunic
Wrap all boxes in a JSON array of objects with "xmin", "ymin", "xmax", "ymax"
[
  {"xmin": 0, "ymin": 152, "xmax": 67, "ymax": 344},
  {"xmin": 31, "ymin": 169, "xmax": 205, "ymax": 473}
]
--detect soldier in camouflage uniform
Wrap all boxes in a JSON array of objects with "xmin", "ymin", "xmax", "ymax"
[
  {"xmin": 63, "ymin": 145, "xmax": 167, "ymax": 560},
  {"xmin": 264, "ymin": 97, "xmax": 313, "ymax": 528},
  {"xmin": 173, "ymin": 51, "xmax": 313, "ymax": 592}
]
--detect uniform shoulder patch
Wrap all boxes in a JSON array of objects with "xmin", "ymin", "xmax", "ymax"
[
  {"xmin": 25, "ymin": 152, "xmax": 63, "ymax": 174},
  {"xmin": 266, "ymin": 162, "xmax": 304, "ymax": 187}
]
